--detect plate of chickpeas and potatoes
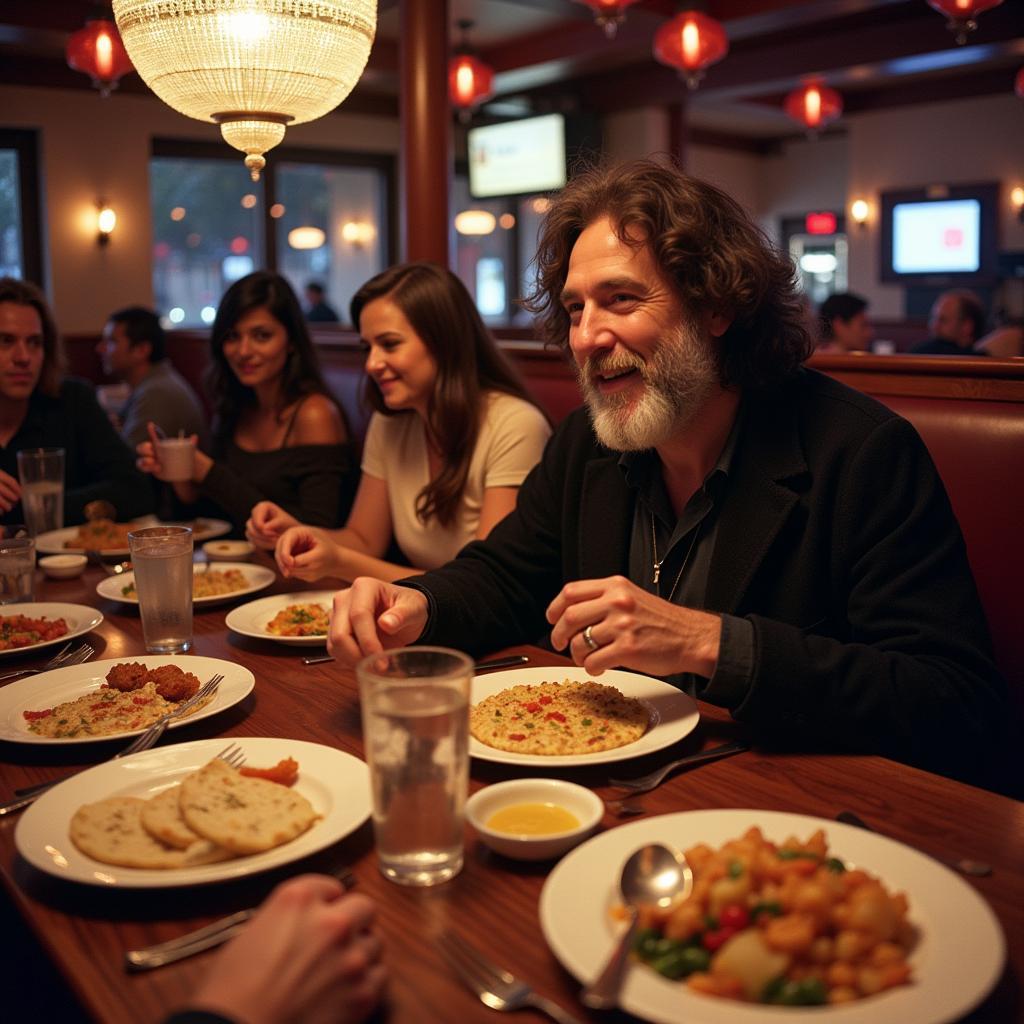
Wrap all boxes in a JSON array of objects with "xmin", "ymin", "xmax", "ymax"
[{"xmin": 540, "ymin": 809, "xmax": 1004, "ymax": 1024}]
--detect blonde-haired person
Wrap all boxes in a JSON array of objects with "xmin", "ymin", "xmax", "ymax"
[{"xmin": 246, "ymin": 262, "xmax": 551, "ymax": 583}]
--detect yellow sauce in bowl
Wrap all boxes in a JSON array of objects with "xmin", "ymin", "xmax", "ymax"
[{"xmin": 486, "ymin": 802, "xmax": 580, "ymax": 836}]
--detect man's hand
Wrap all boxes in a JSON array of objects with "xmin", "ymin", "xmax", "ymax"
[
  {"xmin": 276, "ymin": 526, "xmax": 337, "ymax": 581},
  {"xmin": 247, "ymin": 501, "xmax": 300, "ymax": 550},
  {"xmin": 186, "ymin": 874, "xmax": 385, "ymax": 1024},
  {"xmin": 0, "ymin": 469, "xmax": 21, "ymax": 513},
  {"xmin": 546, "ymin": 575, "xmax": 722, "ymax": 678},
  {"xmin": 328, "ymin": 578, "xmax": 428, "ymax": 665}
]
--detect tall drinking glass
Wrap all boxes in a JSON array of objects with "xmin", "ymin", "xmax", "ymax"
[
  {"xmin": 16, "ymin": 447, "xmax": 65, "ymax": 536},
  {"xmin": 0, "ymin": 526, "xmax": 35, "ymax": 604},
  {"xmin": 357, "ymin": 646, "xmax": 472, "ymax": 887},
  {"xmin": 127, "ymin": 526, "xmax": 193, "ymax": 654}
]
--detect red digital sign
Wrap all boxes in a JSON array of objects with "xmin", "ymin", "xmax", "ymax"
[{"xmin": 805, "ymin": 212, "xmax": 837, "ymax": 235}]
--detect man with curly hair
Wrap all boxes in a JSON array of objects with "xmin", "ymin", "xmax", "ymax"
[{"xmin": 328, "ymin": 161, "xmax": 1006, "ymax": 786}]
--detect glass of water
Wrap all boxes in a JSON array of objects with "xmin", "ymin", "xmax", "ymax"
[
  {"xmin": 357, "ymin": 646, "xmax": 472, "ymax": 887},
  {"xmin": 0, "ymin": 526, "xmax": 35, "ymax": 605},
  {"xmin": 16, "ymin": 447, "xmax": 65, "ymax": 536},
  {"xmin": 127, "ymin": 526, "xmax": 193, "ymax": 654}
]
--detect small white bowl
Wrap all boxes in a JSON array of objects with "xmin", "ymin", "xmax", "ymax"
[
  {"xmin": 39, "ymin": 554, "xmax": 88, "ymax": 580},
  {"xmin": 466, "ymin": 778, "xmax": 603, "ymax": 861},
  {"xmin": 203, "ymin": 539, "xmax": 254, "ymax": 562}
]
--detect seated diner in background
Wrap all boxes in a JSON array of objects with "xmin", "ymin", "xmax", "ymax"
[
  {"xmin": 815, "ymin": 292, "xmax": 874, "ymax": 353},
  {"xmin": 246, "ymin": 262, "xmax": 551, "ymax": 583},
  {"xmin": 164, "ymin": 874, "xmax": 386, "ymax": 1024},
  {"xmin": 329, "ymin": 160, "xmax": 1009, "ymax": 791},
  {"xmin": 0, "ymin": 277, "xmax": 154, "ymax": 526},
  {"xmin": 136, "ymin": 271, "xmax": 356, "ymax": 534},
  {"xmin": 910, "ymin": 289, "xmax": 988, "ymax": 356}
]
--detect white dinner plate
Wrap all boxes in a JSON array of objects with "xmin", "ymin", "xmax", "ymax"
[
  {"xmin": 15, "ymin": 736, "xmax": 371, "ymax": 887},
  {"xmin": 469, "ymin": 666, "xmax": 699, "ymax": 766},
  {"xmin": 0, "ymin": 602, "xmax": 103, "ymax": 660},
  {"xmin": 35, "ymin": 516, "xmax": 231, "ymax": 556},
  {"xmin": 225, "ymin": 591, "xmax": 335, "ymax": 647},
  {"xmin": 96, "ymin": 562, "xmax": 276, "ymax": 607},
  {"xmin": 540, "ymin": 809, "xmax": 1005, "ymax": 1024},
  {"xmin": 0, "ymin": 655, "xmax": 254, "ymax": 745}
]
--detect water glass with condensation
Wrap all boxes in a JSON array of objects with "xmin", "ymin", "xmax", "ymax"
[
  {"xmin": 357, "ymin": 646, "xmax": 472, "ymax": 887},
  {"xmin": 0, "ymin": 526, "xmax": 35, "ymax": 604},
  {"xmin": 127, "ymin": 526, "xmax": 193, "ymax": 654},
  {"xmin": 16, "ymin": 447, "xmax": 65, "ymax": 536}
]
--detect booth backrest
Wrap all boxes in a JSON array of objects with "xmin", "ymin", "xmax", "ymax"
[{"xmin": 64, "ymin": 331, "xmax": 1023, "ymax": 694}]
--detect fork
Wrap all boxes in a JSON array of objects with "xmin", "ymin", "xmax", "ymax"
[
  {"xmin": 86, "ymin": 549, "xmax": 130, "ymax": 576},
  {"xmin": 1, "ymin": 673, "xmax": 225, "ymax": 813},
  {"xmin": 0, "ymin": 640, "xmax": 94, "ymax": 682},
  {"xmin": 439, "ymin": 932, "xmax": 585, "ymax": 1024},
  {"xmin": 125, "ymin": 865, "xmax": 354, "ymax": 972},
  {"xmin": 607, "ymin": 740, "xmax": 750, "ymax": 794}
]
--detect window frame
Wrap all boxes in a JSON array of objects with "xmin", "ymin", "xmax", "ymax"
[{"xmin": 0, "ymin": 128, "xmax": 44, "ymax": 286}]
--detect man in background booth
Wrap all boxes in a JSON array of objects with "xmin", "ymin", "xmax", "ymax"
[
  {"xmin": 816, "ymin": 292, "xmax": 874, "ymax": 353},
  {"xmin": 97, "ymin": 306, "xmax": 206, "ymax": 448},
  {"xmin": 304, "ymin": 282, "xmax": 340, "ymax": 323},
  {"xmin": 911, "ymin": 289, "xmax": 987, "ymax": 356}
]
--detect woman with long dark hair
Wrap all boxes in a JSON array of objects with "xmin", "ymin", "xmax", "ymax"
[
  {"xmin": 137, "ymin": 271, "xmax": 354, "ymax": 530},
  {"xmin": 247, "ymin": 262, "xmax": 550, "ymax": 582}
]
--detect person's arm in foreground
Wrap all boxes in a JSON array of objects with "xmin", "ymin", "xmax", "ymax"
[{"xmin": 166, "ymin": 875, "xmax": 385, "ymax": 1024}]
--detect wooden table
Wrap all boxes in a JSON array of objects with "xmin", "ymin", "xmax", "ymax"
[{"xmin": 1, "ymin": 566, "xmax": 1021, "ymax": 1023}]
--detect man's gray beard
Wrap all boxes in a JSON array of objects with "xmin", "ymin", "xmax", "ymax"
[{"xmin": 577, "ymin": 322, "xmax": 719, "ymax": 451}]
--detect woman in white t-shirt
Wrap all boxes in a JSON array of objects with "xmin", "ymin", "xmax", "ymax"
[{"xmin": 246, "ymin": 262, "xmax": 551, "ymax": 582}]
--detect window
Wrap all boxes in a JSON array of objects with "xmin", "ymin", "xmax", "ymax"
[
  {"xmin": 0, "ymin": 129, "xmax": 43, "ymax": 285},
  {"xmin": 150, "ymin": 140, "xmax": 393, "ymax": 327}
]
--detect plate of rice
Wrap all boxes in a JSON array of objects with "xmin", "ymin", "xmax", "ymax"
[{"xmin": 97, "ymin": 562, "xmax": 276, "ymax": 607}]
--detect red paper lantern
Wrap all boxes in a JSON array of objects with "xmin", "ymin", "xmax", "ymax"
[
  {"xmin": 448, "ymin": 53, "xmax": 494, "ymax": 122},
  {"xmin": 66, "ymin": 18, "xmax": 133, "ymax": 97},
  {"xmin": 575, "ymin": 0, "xmax": 644, "ymax": 39},
  {"xmin": 653, "ymin": 11, "xmax": 729, "ymax": 90},
  {"xmin": 927, "ymin": 0, "xmax": 1004, "ymax": 45},
  {"xmin": 784, "ymin": 82, "xmax": 843, "ymax": 134}
]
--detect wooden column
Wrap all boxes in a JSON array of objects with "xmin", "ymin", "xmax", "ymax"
[
  {"xmin": 668, "ymin": 98, "xmax": 689, "ymax": 170},
  {"xmin": 400, "ymin": 0, "xmax": 450, "ymax": 265}
]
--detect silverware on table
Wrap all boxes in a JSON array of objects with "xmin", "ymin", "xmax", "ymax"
[
  {"xmin": 125, "ymin": 868, "xmax": 356, "ymax": 971},
  {"xmin": 86, "ymin": 549, "xmax": 130, "ymax": 576},
  {"xmin": 302, "ymin": 653, "xmax": 530, "ymax": 669},
  {"xmin": 607, "ymin": 740, "xmax": 750, "ymax": 794},
  {"xmin": 439, "ymin": 932, "xmax": 585, "ymax": 1024},
  {"xmin": 836, "ymin": 810, "xmax": 992, "ymax": 877},
  {"xmin": 2, "ymin": 673, "xmax": 224, "ymax": 813},
  {"xmin": 0, "ymin": 639, "xmax": 94, "ymax": 683}
]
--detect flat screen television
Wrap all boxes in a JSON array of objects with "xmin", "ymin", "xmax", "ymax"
[
  {"xmin": 879, "ymin": 183, "xmax": 999, "ymax": 285},
  {"xmin": 468, "ymin": 113, "xmax": 568, "ymax": 199}
]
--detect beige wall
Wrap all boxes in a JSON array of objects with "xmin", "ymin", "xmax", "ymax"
[{"xmin": 1, "ymin": 84, "xmax": 399, "ymax": 331}]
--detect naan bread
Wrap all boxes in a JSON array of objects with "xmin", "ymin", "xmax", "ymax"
[
  {"xmin": 471, "ymin": 679, "xmax": 651, "ymax": 755},
  {"xmin": 180, "ymin": 757, "xmax": 318, "ymax": 855},
  {"xmin": 70, "ymin": 796, "xmax": 192, "ymax": 869},
  {"xmin": 140, "ymin": 784, "xmax": 206, "ymax": 850}
]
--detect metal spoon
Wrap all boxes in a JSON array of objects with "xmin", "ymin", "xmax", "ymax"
[{"xmin": 581, "ymin": 843, "xmax": 693, "ymax": 1009}]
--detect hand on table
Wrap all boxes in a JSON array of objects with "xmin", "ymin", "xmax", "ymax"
[
  {"xmin": 328, "ymin": 578, "xmax": 428, "ymax": 665},
  {"xmin": 0, "ymin": 469, "xmax": 21, "ymax": 514},
  {"xmin": 247, "ymin": 501, "xmax": 299, "ymax": 550},
  {"xmin": 546, "ymin": 574, "xmax": 722, "ymax": 679},
  {"xmin": 185, "ymin": 874, "xmax": 385, "ymax": 1024},
  {"xmin": 276, "ymin": 525, "xmax": 339, "ymax": 581}
]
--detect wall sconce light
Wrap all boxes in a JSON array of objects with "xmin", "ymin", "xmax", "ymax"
[
  {"xmin": 287, "ymin": 226, "xmax": 326, "ymax": 250},
  {"xmin": 454, "ymin": 209, "xmax": 496, "ymax": 236},
  {"xmin": 849, "ymin": 199, "xmax": 870, "ymax": 229},
  {"xmin": 1011, "ymin": 186, "xmax": 1024, "ymax": 223},
  {"xmin": 340, "ymin": 220, "xmax": 376, "ymax": 247},
  {"xmin": 97, "ymin": 204, "xmax": 117, "ymax": 246}
]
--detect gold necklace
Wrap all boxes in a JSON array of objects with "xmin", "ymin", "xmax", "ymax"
[{"xmin": 650, "ymin": 510, "xmax": 701, "ymax": 604}]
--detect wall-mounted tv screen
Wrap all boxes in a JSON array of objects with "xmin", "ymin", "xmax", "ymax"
[
  {"xmin": 880, "ymin": 183, "xmax": 998, "ymax": 285},
  {"xmin": 468, "ymin": 113, "xmax": 567, "ymax": 199}
]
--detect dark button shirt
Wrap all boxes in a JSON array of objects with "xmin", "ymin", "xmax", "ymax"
[{"xmin": 621, "ymin": 408, "xmax": 754, "ymax": 695}]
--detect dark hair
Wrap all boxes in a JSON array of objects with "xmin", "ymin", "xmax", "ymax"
[
  {"xmin": 107, "ymin": 306, "xmax": 165, "ymax": 362},
  {"xmin": 819, "ymin": 292, "xmax": 868, "ymax": 341},
  {"xmin": 305, "ymin": 281, "xmax": 325, "ymax": 298},
  {"xmin": 0, "ymin": 277, "xmax": 64, "ymax": 397},
  {"xmin": 524, "ymin": 159, "xmax": 813, "ymax": 389},
  {"xmin": 351, "ymin": 262, "xmax": 541, "ymax": 528},
  {"xmin": 208, "ymin": 271, "xmax": 343, "ymax": 445},
  {"xmin": 945, "ymin": 289, "xmax": 987, "ymax": 343}
]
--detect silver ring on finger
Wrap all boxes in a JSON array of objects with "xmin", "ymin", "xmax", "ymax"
[{"xmin": 582, "ymin": 624, "xmax": 599, "ymax": 652}]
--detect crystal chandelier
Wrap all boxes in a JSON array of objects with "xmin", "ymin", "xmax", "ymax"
[{"xmin": 112, "ymin": 1, "xmax": 377, "ymax": 180}]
